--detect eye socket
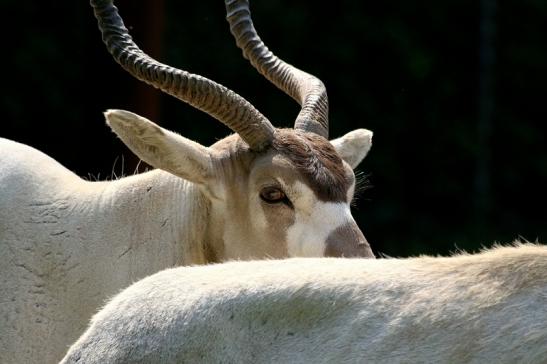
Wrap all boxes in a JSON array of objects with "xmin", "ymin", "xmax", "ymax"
[{"xmin": 260, "ymin": 186, "xmax": 291, "ymax": 206}]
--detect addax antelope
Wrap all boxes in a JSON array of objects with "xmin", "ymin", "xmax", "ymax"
[
  {"xmin": 0, "ymin": 0, "xmax": 374, "ymax": 363},
  {"xmin": 62, "ymin": 243, "xmax": 547, "ymax": 364}
]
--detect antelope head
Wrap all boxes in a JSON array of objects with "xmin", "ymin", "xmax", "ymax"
[{"xmin": 91, "ymin": 0, "xmax": 375, "ymax": 260}]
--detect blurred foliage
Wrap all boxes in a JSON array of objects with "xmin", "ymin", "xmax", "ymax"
[{"xmin": 1, "ymin": 0, "xmax": 545, "ymax": 257}]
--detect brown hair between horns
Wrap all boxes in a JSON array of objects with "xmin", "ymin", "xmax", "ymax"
[{"xmin": 272, "ymin": 130, "xmax": 352, "ymax": 202}]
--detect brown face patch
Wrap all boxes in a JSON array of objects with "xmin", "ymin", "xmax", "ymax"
[
  {"xmin": 324, "ymin": 223, "xmax": 375, "ymax": 258},
  {"xmin": 271, "ymin": 129, "xmax": 353, "ymax": 202}
]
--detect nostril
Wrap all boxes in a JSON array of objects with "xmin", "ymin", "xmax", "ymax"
[
  {"xmin": 324, "ymin": 224, "xmax": 374, "ymax": 258},
  {"xmin": 360, "ymin": 242, "xmax": 375, "ymax": 259}
]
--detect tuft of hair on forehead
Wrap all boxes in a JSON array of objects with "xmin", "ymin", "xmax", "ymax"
[{"xmin": 272, "ymin": 129, "xmax": 352, "ymax": 202}]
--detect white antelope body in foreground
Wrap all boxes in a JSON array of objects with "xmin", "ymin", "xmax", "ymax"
[
  {"xmin": 62, "ymin": 243, "xmax": 547, "ymax": 364},
  {"xmin": 0, "ymin": 0, "xmax": 374, "ymax": 363}
]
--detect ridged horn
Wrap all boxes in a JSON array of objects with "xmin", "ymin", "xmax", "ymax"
[
  {"xmin": 225, "ymin": 0, "xmax": 329, "ymax": 138},
  {"xmin": 90, "ymin": 0, "xmax": 275, "ymax": 151}
]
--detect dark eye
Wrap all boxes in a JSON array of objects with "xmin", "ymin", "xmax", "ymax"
[{"xmin": 260, "ymin": 186, "xmax": 291, "ymax": 206}]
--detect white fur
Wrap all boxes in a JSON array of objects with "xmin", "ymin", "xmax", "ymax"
[
  {"xmin": 330, "ymin": 129, "xmax": 373, "ymax": 169},
  {"xmin": 61, "ymin": 243, "xmax": 547, "ymax": 363},
  {"xmin": 0, "ymin": 138, "xmax": 209, "ymax": 364},
  {"xmin": 286, "ymin": 182, "xmax": 352, "ymax": 256}
]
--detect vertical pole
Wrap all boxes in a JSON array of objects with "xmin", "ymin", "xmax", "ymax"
[
  {"xmin": 475, "ymin": 0, "xmax": 497, "ymax": 222},
  {"xmin": 118, "ymin": 0, "xmax": 166, "ymax": 174}
]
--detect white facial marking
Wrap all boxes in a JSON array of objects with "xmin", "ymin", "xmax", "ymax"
[{"xmin": 286, "ymin": 182, "xmax": 353, "ymax": 257}]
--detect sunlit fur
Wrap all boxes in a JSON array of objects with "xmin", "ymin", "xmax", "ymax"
[
  {"xmin": 0, "ymin": 111, "xmax": 372, "ymax": 363},
  {"xmin": 61, "ymin": 243, "xmax": 547, "ymax": 363}
]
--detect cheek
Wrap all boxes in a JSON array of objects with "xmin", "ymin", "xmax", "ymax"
[
  {"xmin": 253, "ymin": 200, "xmax": 268, "ymax": 231},
  {"xmin": 258, "ymin": 203, "xmax": 295, "ymax": 256},
  {"xmin": 286, "ymin": 226, "xmax": 326, "ymax": 257},
  {"xmin": 286, "ymin": 202, "xmax": 350, "ymax": 257}
]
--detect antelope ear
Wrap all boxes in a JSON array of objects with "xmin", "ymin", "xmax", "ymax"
[
  {"xmin": 105, "ymin": 109, "xmax": 214, "ymax": 184},
  {"xmin": 330, "ymin": 129, "xmax": 373, "ymax": 169}
]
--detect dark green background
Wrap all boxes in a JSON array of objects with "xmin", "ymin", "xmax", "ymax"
[{"xmin": 2, "ymin": 0, "xmax": 546, "ymax": 257}]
